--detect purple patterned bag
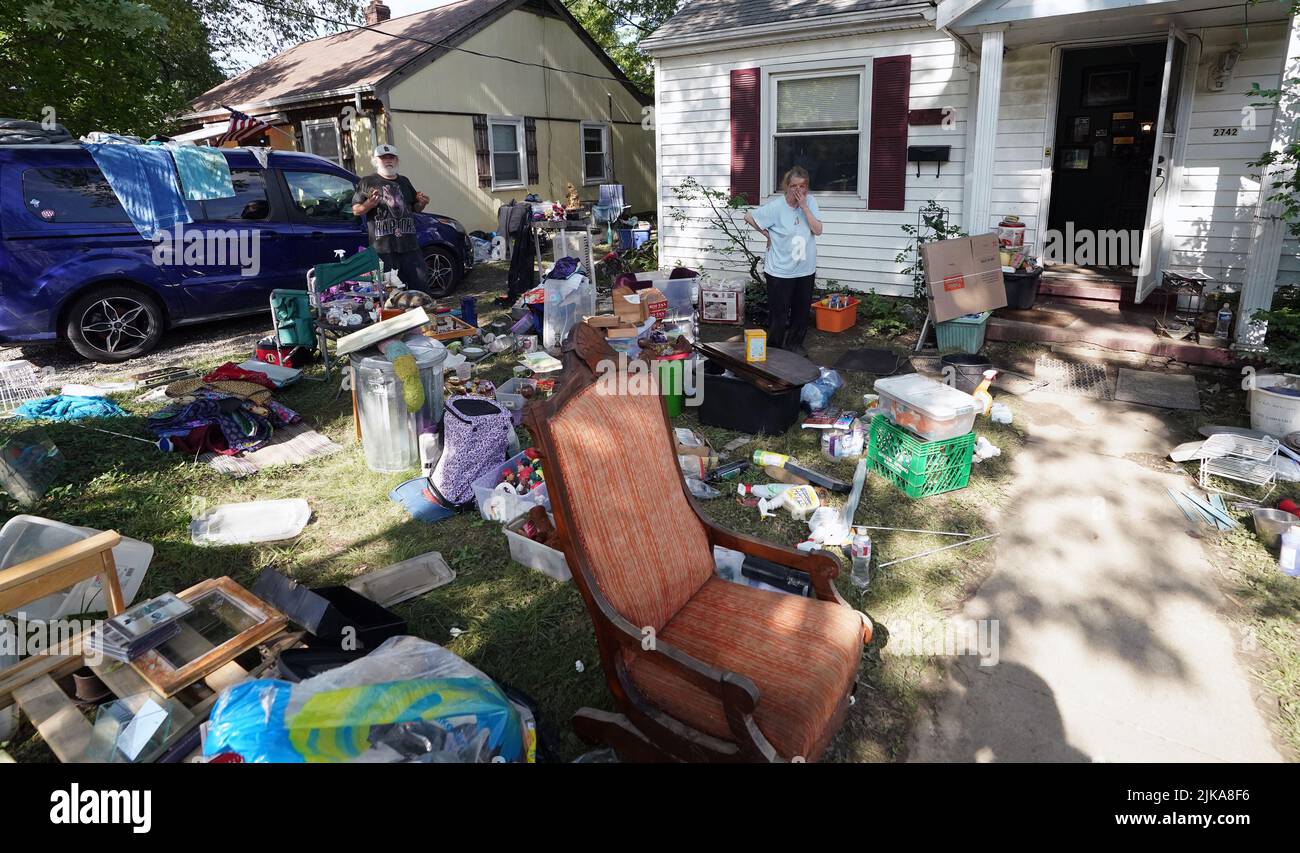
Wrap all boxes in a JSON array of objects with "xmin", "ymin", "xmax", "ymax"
[{"xmin": 429, "ymin": 395, "xmax": 513, "ymax": 507}]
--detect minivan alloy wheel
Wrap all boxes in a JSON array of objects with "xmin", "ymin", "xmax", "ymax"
[{"xmin": 79, "ymin": 296, "xmax": 153, "ymax": 355}]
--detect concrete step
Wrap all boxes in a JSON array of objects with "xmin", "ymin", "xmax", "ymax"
[{"xmin": 986, "ymin": 310, "xmax": 1236, "ymax": 366}]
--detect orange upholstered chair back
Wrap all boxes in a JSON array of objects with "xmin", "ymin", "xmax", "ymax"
[{"xmin": 530, "ymin": 327, "xmax": 716, "ymax": 632}]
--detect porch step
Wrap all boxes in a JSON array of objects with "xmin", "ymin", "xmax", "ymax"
[
  {"xmin": 986, "ymin": 308, "xmax": 1236, "ymax": 367},
  {"xmin": 1038, "ymin": 275, "xmax": 1145, "ymax": 307}
]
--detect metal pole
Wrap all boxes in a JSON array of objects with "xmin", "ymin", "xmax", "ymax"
[{"xmin": 877, "ymin": 533, "xmax": 999, "ymax": 569}]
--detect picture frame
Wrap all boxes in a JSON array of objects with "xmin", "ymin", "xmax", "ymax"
[
  {"xmin": 129, "ymin": 576, "xmax": 287, "ymax": 696},
  {"xmin": 1060, "ymin": 146, "xmax": 1091, "ymax": 171},
  {"xmin": 1071, "ymin": 116, "xmax": 1091, "ymax": 143},
  {"xmin": 1083, "ymin": 66, "xmax": 1135, "ymax": 107}
]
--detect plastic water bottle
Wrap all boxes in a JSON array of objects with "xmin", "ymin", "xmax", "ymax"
[
  {"xmin": 850, "ymin": 533, "xmax": 872, "ymax": 589},
  {"xmin": 1281, "ymin": 527, "xmax": 1300, "ymax": 577},
  {"xmin": 1215, "ymin": 303, "xmax": 1233, "ymax": 340}
]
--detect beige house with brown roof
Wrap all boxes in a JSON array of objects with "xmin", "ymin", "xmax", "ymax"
[{"xmin": 176, "ymin": 0, "xmax": 655, "ymax": 231}]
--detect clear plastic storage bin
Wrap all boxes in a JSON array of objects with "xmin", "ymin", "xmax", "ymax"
[
  {"xmin": 873, "ymin": 374, "xmax": 978, "ymax": 442},
  {"xmin": 0, "ymin": 515, "xmax": 153, "ymax": 620},
  {"xmin": 503, "ymin": 511, "xmax": 571, "ymax": 582},
  {"xmin": 351, "ymin": 336, "xmax": 447, "ymax": 472},
  {"xmin": 472, "ymin": 449, "xmax": 550, "ymax": 521},
  {"xmin": 542, "ymin": 273, "xmax": 595, "ymax": 352}
]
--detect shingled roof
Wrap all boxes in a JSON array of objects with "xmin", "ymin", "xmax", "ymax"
[{"xmin": 188, "ymin": 0, "xmax": 648, "ymax": 116}]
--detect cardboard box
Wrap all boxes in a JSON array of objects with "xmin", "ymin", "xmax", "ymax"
[
  {"xmin": 584, "ymin": 314, "xmax": 622, "ymax": 329},
  {"xmin": 613, "ymin": 285, "xmax": 668, "ymax": 323},
  {"xmin": 920, "ymin": 233, "xmax": 1007, "ymax": 323}
]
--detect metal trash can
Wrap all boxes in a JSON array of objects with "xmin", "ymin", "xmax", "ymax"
[{"xmin": 350, "ymin": 336, "xmax": 447, "ymax": 473}]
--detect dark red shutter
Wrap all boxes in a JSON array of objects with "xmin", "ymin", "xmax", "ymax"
[
  {"xmin": 868, "ymin": 55, "xmax": 911, "ymax": 210},
  {"xmin": 730, "ymin": 68, "xmax": 761, "ymax": 205},
  {"xmin": 524, "ymin": 117, "xmax": 539, "ymax": 184},
  {"xmin": 472, "ymin": 115, "xmax": 491, "ymax": 187}
]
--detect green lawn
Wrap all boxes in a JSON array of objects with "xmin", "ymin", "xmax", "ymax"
[{"xmin": 2, "ymin": 263, "xmax": 1023, "ymax": 762}]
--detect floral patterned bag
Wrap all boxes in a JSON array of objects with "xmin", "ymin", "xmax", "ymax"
[{"xmin": 428, "ymin": 395, "xmax": 513, "ymax": 507}]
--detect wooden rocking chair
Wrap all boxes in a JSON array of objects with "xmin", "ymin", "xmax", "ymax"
[{"xmin": 524, "ymin": 324, "xmax": 872, "ymax": 762}]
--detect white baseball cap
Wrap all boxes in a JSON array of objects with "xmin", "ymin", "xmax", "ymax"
[{"xmin": 374, "ymin": 144, "xmax": 399, "ymax": 158}]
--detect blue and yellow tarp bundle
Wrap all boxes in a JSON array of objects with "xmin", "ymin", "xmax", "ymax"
[{"xmin": 204, "ymin": 676, "xmax": 531, "ymax": 763}]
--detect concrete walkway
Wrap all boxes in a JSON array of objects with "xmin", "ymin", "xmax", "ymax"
[{"xmin": 909, "ymin": 389, "xmax": 1283, "ymax": 763}]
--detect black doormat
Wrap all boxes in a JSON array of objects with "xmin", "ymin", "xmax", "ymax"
[{"xmin": 832, "ymin": 348, "xmax": 915, "ymax": 375}]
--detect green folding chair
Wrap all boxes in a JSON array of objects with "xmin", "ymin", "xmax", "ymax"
[{"xmin": 270, "ymin": 249, "xmax": 385, "ymax": 381}]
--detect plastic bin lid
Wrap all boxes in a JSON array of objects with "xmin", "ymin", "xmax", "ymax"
[
  {"xmin": 941, "ymin": 311, "xmax": 991, "ymax": 325},
  {"xmin": 351, "ymin": 334, "xmax": 447, "ymax": 372},
  {"xmin": 873, "ymin": 373, "xmax": 979, "ymax": 419}
]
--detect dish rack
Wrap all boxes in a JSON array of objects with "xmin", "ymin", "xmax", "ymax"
[
  {"xmin": 0, "ymin": 361, "xmax": 49, "ymax": 415},
  {"xmin": 1197, "ymin": 433, "xmax": 1279, "ymax": 499}
]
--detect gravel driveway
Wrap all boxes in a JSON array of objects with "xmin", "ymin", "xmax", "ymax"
[{"xmin": 0, "ymin": 314, "xmax": 270, "ymax": 387}]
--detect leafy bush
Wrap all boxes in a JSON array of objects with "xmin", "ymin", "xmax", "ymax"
[
  {"xmin": 1254, "ymin": 286, "xmax": 1300, "ymax": 370},
  {"xmin": 896, "ymin": 201, "xmax": 965, "ymax": 310},
  {"xmin": 857, "ymin": 291, "xmax": 911, "ymax": 338}
]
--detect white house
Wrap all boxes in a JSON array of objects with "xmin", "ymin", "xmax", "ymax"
[{"xmin": 643, "ymin": 0, "xmax": 1300, "ymax": 346}]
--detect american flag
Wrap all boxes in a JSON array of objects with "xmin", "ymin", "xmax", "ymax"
[{"xmin": 214, "ymin": 105, "xmax": 271, "ymax": 146}]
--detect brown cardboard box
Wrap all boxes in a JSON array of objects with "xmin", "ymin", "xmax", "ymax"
[
  {"xmin": 920, "ymin": 233, "xmax": 1007, "ymax": 323},
  {"xmin": 641, "ymin": 287, "xmax": 668, "ymax": 320},
  {"xmin": 612, "ymin": 285, "xmax": 668, "ymax": 323},
  {"xmin": 612, "ymin": 285, "xmax": 643, "ymax": 323},
  {"xmin": 584, "ymin": 314, "xmax": 622, "ymax": 329}
]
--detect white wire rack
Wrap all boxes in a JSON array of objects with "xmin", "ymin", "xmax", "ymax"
[
  {"xmin": 0, "ymin": 361, "xmax": 49, "ymax": 415},
  {"xmin": 1198, "ymin": 433, "xmax": 1279, "ymax": 500}
]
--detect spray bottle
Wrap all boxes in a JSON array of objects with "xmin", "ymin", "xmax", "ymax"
[{"xmin": 971, "ymin": 369, "xmax": 999, "ymax": 416}]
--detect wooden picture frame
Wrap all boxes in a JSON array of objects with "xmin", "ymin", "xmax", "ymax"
[
  {"xmin": 130, "ymin": 576, "xmax": 286, "ymax": 697},
  {"xmin": 1083, "ymin": 66, "xmax": 1135, "ymax": 107}
]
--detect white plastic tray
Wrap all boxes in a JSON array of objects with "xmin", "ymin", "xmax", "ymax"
[{"xmin": 190, "ymin": 499, "xmax": 311, "ymax": 546}]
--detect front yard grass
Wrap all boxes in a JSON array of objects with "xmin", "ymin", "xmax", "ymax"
[{"xmin": 2, "ymin": 263, "xmax": 1021, "ymax": 762}]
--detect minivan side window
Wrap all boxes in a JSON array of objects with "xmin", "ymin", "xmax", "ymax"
[
  {"xmin": 22, "ymin": 168, "xmax": 129, "ymax": 223},
  {"xmin": 200, "ymin": 169, "xmax": 270, "ymax": 221},
  {"xmin": 283, "ymin": 171, "xmax": 357, "ymax": 222}
]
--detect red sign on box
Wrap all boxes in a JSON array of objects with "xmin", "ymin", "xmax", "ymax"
[{"xmin": 943, "ymin": 275, "xmax": 966, "ymax": 292}]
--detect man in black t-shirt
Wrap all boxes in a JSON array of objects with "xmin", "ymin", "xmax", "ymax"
[{"xmin": 351, "ymin": 144, "xmax": 432, "ymax": 293}]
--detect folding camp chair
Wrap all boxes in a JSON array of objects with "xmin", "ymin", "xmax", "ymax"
[{"xmin": 273, "ymin": 249, "xmax": 386, "ymax": 381}]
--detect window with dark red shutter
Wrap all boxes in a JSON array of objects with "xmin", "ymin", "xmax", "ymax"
[
  {"xmin": 730, "ymin": 68, "xmax": 761, "ymax": 205},
  {"xmin": 472, "ymin": 114, "xmax": 491, "ymax": 188},
  {"xmin": 868, "ymin": 55, "xmax": 911, "ymax": 211}
]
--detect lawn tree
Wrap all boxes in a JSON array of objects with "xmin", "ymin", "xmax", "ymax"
[
  {"xmin": 563, "ymin": 0, "xmax": 680, "ymax": 93},
  {"xmin": 669, "ymin": 177, "xmax": 770, "ymax": 324},
  {"xmin": 0, "ymin": 0, "xmax": 359, "ymax": 136}
]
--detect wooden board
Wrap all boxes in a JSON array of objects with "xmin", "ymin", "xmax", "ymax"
[{"xmin": 13, "ymin": 675, "xmax": 92, "ymax": 763}]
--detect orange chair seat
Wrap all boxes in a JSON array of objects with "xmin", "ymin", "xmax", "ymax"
[{"xmin": 627, "ymin": 576, "xmax": 866, "ymax": 760}]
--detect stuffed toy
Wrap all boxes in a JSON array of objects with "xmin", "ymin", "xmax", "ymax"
[
  {"xmin": 522, "ymin": 504, "xmax": 558, "ymax": 548},
  {"xmin": 377, "ymin": 338, "xmax": 424, "ymax": 412}
]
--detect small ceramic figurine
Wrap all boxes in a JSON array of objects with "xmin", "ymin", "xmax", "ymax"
[{"xmin": 564, "ymin": 182, "xmax": 581, "ymax": 210}]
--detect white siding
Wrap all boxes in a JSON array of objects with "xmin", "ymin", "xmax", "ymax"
[
  {"xmin": 655, "ymin": 27, "xmax": 969, "ymax": 296},
  {"xmin": 655, "ymin": 20, "xmax": 1296, "ymax": 295},
  {"xmin": 990, "ymin": 44, "xmax": 1052, "ymax": 249},
  {"xmin": 1166, "ymin": 22, "xmax": 1291, "ymax": 287}
]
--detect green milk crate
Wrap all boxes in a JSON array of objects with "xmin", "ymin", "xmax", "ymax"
[{"xmin": 866, "ymin": 415, "xmax": 975, "ymax": 499}]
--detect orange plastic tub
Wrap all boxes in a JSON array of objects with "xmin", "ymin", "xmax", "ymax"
[{"xmin": 812, "ymin": 296, "xmax": 859, "ymax": 333}]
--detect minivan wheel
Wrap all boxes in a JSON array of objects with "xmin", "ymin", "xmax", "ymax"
[
  {"xmin": 65, "ymin": 287, "xmax": 165, "ymax": 362},
  {"xmin": 424, "ymin": 247, "xmax": 461, "ymax": 297}
]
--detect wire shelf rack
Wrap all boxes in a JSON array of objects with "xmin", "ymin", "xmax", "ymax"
[
  {"xmin": 0, "ymin": 361, "xmax": 49, "ymax": 415},
  {"xmin": 1198, "ymin": 433, "xmax": 1279, "ymax": 500}
]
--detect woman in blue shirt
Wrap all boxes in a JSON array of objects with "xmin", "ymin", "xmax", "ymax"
[{"xmin": 744, "ymin": 166, "xmax": 823, "ymax": 354}]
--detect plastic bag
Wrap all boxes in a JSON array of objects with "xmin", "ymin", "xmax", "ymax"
[
  {"xmin": 204, "ymin": 637, "xmax": 532, "ymax": 763},
  {"xmin": 800, "ymin": 368, "xmax": 844, "ymax": 412}
]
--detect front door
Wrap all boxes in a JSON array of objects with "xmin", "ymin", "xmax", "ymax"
[{"xmin": 1135, "ymin": 26, "xmax": 1189, "ymax": 302}]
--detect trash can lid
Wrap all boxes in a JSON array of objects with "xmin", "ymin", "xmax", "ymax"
[{"xmin": 350, "ymin": 334, "xmax": 447, "ymax": 372}]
